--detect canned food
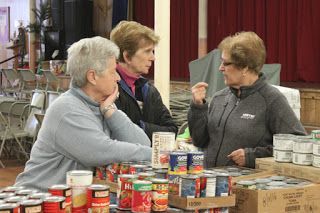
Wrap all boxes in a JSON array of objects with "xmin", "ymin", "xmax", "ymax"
[
  {"xmin": 87, "ymin": 184, "xmax": 110, "ymax": 213},
  {"xmin": 269, "ymin": 176, "xmax": 286, "ymax": 181},
  {"xmin": 273, "ymin": 134, "xmax": 295, "ymax": 151},
  {"xmin": 119, "ymin": 162, "xmax": 132, "ymax": 174},
  {"xmin": 96, "ymin": 166, "xmax": 107, "ymax": 180},
  {"xmin": 313, "ymin": 141, "xmax": 320, "ymax": 155},
  {"xmin": 129, "ymin": 164, "xmax": 148, "ymax": 174},
  {"xmin": 293, "ymin": 138, "xmax": 313, "ymax": 153},
  {"xmin": 131, "ymin": 180, "xmax": 152, "ymax": 213},
  {"xmin": 240, "ymin": 169, "xmax": 252, "ymax": 175},
  {"xmin": 285, "ymin": 178, "xmax": 303, "ymax": 185},
  {"xmin": 0, "ymin": 203, "xmax": 20, "ymax": 212},
  {"xmin": 29, "ymin": 192, "xmax": 52, "ymax": 200},
  {"xmin": 313, "ymin": 154, "xmax": 320, "ymax": 168},
  {"xmin": 226, "ymin": 167, "xmax": 240, "ymax": 173},
  {"xmin": 20, "ymin": 199, "xmax": 43, "ymax": 213},
  {"xmin": 151, "ymin": 178, "xmax": 169, "ymax": 212},
  {"xmin": 152, "ymin": 132, "xmax": 176, "ymax": 169},
  {"xmin": 154, "ymin": 169, "xmax": 168, "ymax": 179},
  {"xmin": 179, "ymin": 175, "xmax": 200, "ymax": 198},
  {"xmin": 0, "ymin": 192, "xmax": 15, "ymax": 200},
  {"xmin": 4, "ymin": 196, "xmax": 28, "ymax": 203},
  {"xmin": 266, "ymin": 181, "xmax": 287, "ymax": 189},
  {"xmin": 274, "ymin": 149, "xmax": 292, "ymax": 162},
  {"xmin": 187, "ymin": 151, "xmax": 204, "ymax": 174},
  {"xmin": 311, "ymin": 130, "xmax": 320, "ymax": 140},
  {"xmin": 117, "ymin": 174, "xmax": 137, "ymax": 210},
  {"xmin": 168, "ymin": 152, "xmax": 187, "ymax": 175},
  {"xmin": 215, "ymin": 173, "xmax": 229, "ymax": 197},
  {"xmin": 254, "ymin": 178, "xmax": 271, "ymax": 190},
  {"xmin": 2, "ymin": 186, "xmax": 25, "ymax": 193},
  {"xmin": 106, "ymin": 164, "xmax": 117, "ymax": 183},
  {"xmin": 48, "ymin": 184, "xmax": 71, "ymax": 213},
  {"xmin": 236, "ymin": 180, "xmax": 256, "ymax": 189},
  {"xmin": 43, "ymin": 196, "xmax": 66, "ymax": 212},
  {"xmin": 168, "ymin": 175, "xmax": 180, "ymax": 195},
  {"xmin": 292, "ymin": 152, "xmax": 313, "ymax": 165},
  {"xmin": 138, "ymin": 172, "xmax": 156, "ymax": 181},
  {"xmin": 200, "ymin": 173, "xmax": 216, "ymax": 197},
  {"xmin": 16, "ymin": 189, "xmax": 38, "ymax": 197}
]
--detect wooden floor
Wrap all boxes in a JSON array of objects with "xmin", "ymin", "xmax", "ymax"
[{"xmin": 0, "ymin": 159, "xmax": 25, "ymax": 188}]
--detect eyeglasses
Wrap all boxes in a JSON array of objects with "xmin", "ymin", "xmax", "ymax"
[{"xmin": 221, "ymin": 61, "xmax": 234, "ymax": 67}]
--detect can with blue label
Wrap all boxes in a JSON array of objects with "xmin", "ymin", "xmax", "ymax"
[
  {"xmin": 215, "ymin": 173, "xmax": 229, "ymax": 197},
  {"xmin": 179, "ymin": 175, "xmax": 200, "ymax": 198},
  {"xmin": 187, "ymin": 151, "xmax": 204, "ymax": 174},
  {"xmin": 168, "ymin": 152, "xmax": 187, "ymax": 175}
]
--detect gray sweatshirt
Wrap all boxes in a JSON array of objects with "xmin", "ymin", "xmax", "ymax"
[
  {"xmin": 188, "ymin": 74, "xmax": 306, "ymax": 168},
  {"xmin": 15, "ymin": 87, "xmax": 151, "ymax": 191}
]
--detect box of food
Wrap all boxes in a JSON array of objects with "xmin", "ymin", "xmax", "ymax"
[
  {"xmin": 152, "ymin": 132, "xmax": 176, "ymax": 168},
  {"xmin": 93, "ymin": 178, "xmax": 118, "ymax": 193}
]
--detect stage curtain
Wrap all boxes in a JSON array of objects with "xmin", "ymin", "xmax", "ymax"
[{"xmin": 207, "ymin": 0, "xmax": 320, "ymax": 83}]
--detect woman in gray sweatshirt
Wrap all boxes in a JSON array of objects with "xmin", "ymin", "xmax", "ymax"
[{"xmin": 15, "ymin": 37, "xmax": 152, "ymax": 191}]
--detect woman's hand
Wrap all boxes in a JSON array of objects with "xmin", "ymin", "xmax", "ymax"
[
  {"xmin": 191, "ymin": 82, "xmax": 208, "ymax": 105},
  {"xmin": 100, "ymin": 85, "xmax": 119, "ymax": 117},
  {"xmin": 227, "ymin": 149, "xmax": 246, "ymax": 166}
]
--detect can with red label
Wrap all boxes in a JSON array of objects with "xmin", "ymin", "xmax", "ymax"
[
  {"xmin": 151, "ymin": 178, "xmax": 169, "ymax": 212},
  {"xmin": 168, "ymin": 152, "xmax": 188, "ymax": 175},
  {"xmin": 119, "ymin": 162, "xmax": 131, "ymax": 174},
  {"xmin": 48, "ymin": 184, "xmax": 72, "ymax": 213},
  {"xmin": 200, "ymin": 173, "xmax": 216, "ymax": 197},
  {"xmin": 0, "ymin": 203, "xmax": 20, "ymax": 213},
  {"xmin": 43, "ymin": 196, "xmax": 66, "ymax": 213},
  {"xmin": 129, "ymin": 164, "xmax": 148, "ymax": 174},
  {"xmin": 20, "ymin": 199, "xmax": 43, "ymax": 213},
  {"xmin": 96, "ymin": 166, "xmax": 106, "ymax": 180},
  {"xmin": 131, "ymin": 180, "xmax": 152, "ymax": 213},
  {"xmin": 168, "ymin": 174, "xmax": 180, "ymax": 195},
  {"xmin": 117, "ymin": 174, "xmax": 137, "ymax": 210},
  {"xmin": 138, "ymin": 172, "xmax": 156, "ymax": 181},
  {"xmin": 87, "ymin": 184, "xmax": 110, "ymax": 213},
  {"xmin": 187, "ymin": 151, "xmax": 204, "ymax": 174}
]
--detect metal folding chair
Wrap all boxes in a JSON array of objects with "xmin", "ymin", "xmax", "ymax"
[
  {"xmin": 17, "ymin": 69, "xmax": 41, "ymax": 99},
  {"xmin": 1, "ymin": 68, "xmax": 21, "ymax": 98}
]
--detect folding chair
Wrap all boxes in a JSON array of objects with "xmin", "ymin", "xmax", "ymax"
[
  {"xmin": 17, "ymin": 69, "xmax": 41, "ymax": 99},
  {"xmin": 1, "ymin": 68, "xmax": 21, "ymax": 98},
  {"xmin": 45, "ymin": 91, "xmax": 61, "ymax": 110},
  {"xmin": 42, "ymin": 69, "xmax": 64, "ymax": 92}
]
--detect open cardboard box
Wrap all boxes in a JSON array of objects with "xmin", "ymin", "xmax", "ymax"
[{"xmin": 93, "ymin": 178, "xmax": 118, "ymax": 193}]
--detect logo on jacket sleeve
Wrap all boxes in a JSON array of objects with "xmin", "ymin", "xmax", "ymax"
[{"xmin": 240, "ymin": 113, "xmax": 255, "ymax": 120}]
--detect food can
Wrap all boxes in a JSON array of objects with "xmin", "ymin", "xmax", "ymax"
[
  {"xmin": 311, "ymin": 130, "xmax": 320, "ymax": 140},
  {"xmin": 269, "ymin": 175, "xmax": 286, "ymax": 181},
  {"xmin": 129, "ymin": 164, "xmax": 148, "ymax": 174},
  {"xmin": 215, "ymin": 173, "xmax": 229, "ymax": 197},
  {"xmin": 226, "ymin": 167, "xmax": 240, "ymax": 173},
  {"xmin": 273, "ymin": 134, "xmax": 295, "ymax": 151},
  {"xmin": 151, "ymin": 178, "xmax": 169, "ymax": 212},
  {"xmin": 66, "ymin": 170, "xmax": 93, "ymax": 213},
  {"xmin": 119, "ymin": 162, "xmax": 132, "ymax": 175},
  {"xmin": 20, "ymin": 199, "xmax": 43, "ymax": 213},
  {"xmin": 179, "ymin": 175, "xmax": 200, "ymax": 198},
  {"xmin": 138, "ymin": 172, "xmax": 156, "ymax": 181},
  {"xmin": 168, "ymin": 152, "xmax": 187, "ymax": 175},
  {"xmin": 152, "ymin": 132, "xmax": 176, "ymax": 169},
  {"xmin": 254, "ymin": 178, "xmax": 271, "ymax": 190},
  {"xmin": 313, "ymin": 141, "xmax": 320, "ymax": 155},
  {"xmin": 313, "ymin": 154, "xmax": 320, "ymax": 168},
  {"xmin": 274, "ymin": 149, "xmax": 292, "ymax": 162},
  {"xmin": 87, "ymin": 184, "xmax": 110, "ymax": 213},
  {"xmin": 200, "ymin": 173, "xmax": 216, "ymax": 197},
  {"xmin": 2, "ymin": 186, "xmax": 25, "ymax": 193},
  {"xmin": 0, "ymin": 192, "xmax": 15, "ymax": 200},
  {"xmin": 131, "ymin": 180, "xmax": 152, "ymax": 213},
  {"xmin": 168, "ymin": 174, "xmax": 180, "ymax": 195},
  {"xmin": 96, "ymin": 166, "xmax": 106, "ymax": 180},
  {"xmin": 266, "ymin": 181, "xmax": 287, "ymax": 189},
  {"xmin": 236, "ymin": 180, "xmax": 256, "ymax": 189},
  {"xmin": 106, "ymin": 164, "xmax": 118, "ymax": 183},
  {"xmin": 29, "ymin": 192, "xmax": 52, "ymax": 200},
  {"xmin": 293, "ymin": 138, "xmax": 313, "ymax": 153},
  {"xmin": 16, "ymin": 189, "xmax": 38, "ymax": 197},
  {"xmin": 117, "ymin": 174, "xmax": 137, "ymax": 210},
  {"xmin": 292, "ymin": 152, "xmax": 313, "ymax": 165},
  {"xmin": 0, "ymin": 203, "xmax": 20, "ymax": 213},
  {"xmin": 4, "ymin": 196, "xmax": 28, "ymax": 203},
  {"xmin": 49, "ymin": 184, "xmax": 72, "ymax": 213},
  {"xmin": 187, "ymin": 151, "xmax": 204, "ymax": 174},
  {"xmin": 43, "ymin": 196, "xmax": 66, "ymax": 212},
  {"xmin": 154, "ymin": 169, "xmax": 168, "ymax": 179}
]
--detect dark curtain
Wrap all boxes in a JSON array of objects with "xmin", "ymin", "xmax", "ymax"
[
  {"xmin": 207, "ymin": 0, "xmax": 320, "ymax": 83},
  {"xmin": 133, "ymin": 0, "xmax": 198, "ymax": 81},
  {"xmin": 112, "ymin": 0, "xmax": 128, "ymax": 28}
]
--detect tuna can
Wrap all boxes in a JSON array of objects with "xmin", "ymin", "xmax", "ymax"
[
  {"xmin": 48, "ymin": 184, "xmax": 71, "ymax": 213},
  {"xmin": 293, "ymin": 138, "xmax": 313, "ymax": 153},
  {"xmin": 292, "ymin": 152, "xmax": 313, "ymax": 165},
  {"xmin": 4, "ymin": 196, "xmax": 28, "ymax": 204},
  {"xmin": 187, "ymin": 151, "xmax": 204, "ymax": 174},
  {"xmin": 131, "ymin": 180, "xmax": 152, "ymax": 213},
  {"xmin": 87, "ymin": 184, "xmax": 110, "ymax": 213},
  {"xmin": 117, "ymin": 174, "xmax": 137, "ymax": 210},
  {"xmin": 179, "ymin": 175, "xmax": 200, "ymax": 198},
  {"xmin": 200, "ymin": 173, "xmax": 216, "ymax": 197},
  {"xmin": 29, "ymin": 192, "xmax": 52, "ymax": 200},
  {"xmin": 138, "ymin": 172, "xmax": 156, "ymax": 181},
  {"xmin": 273, "ymin": 134, "xmax": 295, "ymax": 151},
  {"xmin": 154, "ymin": 169, "xmax": 168, "ymax": 179},
  {"xmin": 274, "ymin": 149, "xmax": 292, "ymax": 162},
  {"xmin": 0, "ymin": 192, "xmax": 15, "ymax": 200},
  {"xmin": 96, "ymin": 166, "xmax": 106, "ymax": 180},
  {"xmin": 168, "ymin": 152, "xmax": 187, "ymax": 175},
  {"xmin": 2, "ymin": 186, "xmax": 25, "ymax": 193},
  {"xmin": 236, "ymin": 180, "xmax": 256, "ymax": 189},
  {"xmin": 215, "ymin": 173, "xmax": 229, "ymax": 197},
  {"xmin": 66, "ymin": 170, "xmax": 93, "ymax": 213},
  {"xmin": 311, "ymin": 130, "xmax": 320, "ymax": 140},
  {"xmin": 168, "ymin": 174, "xmax": 180, "ymax": 195},
  {"xmin": 43, "ymin": 196, "xmax": 66, "ymax": 212},
  {"xmin": 119, "ymin": 162, "xmax": 132, "ymax": 174},
  {"xmin": 129, "ymin": 164, "xmax": 148, "ymax": 174},
  {"xmin": 312, "ymin": 154, "xmax": 320, "ymax": 168},
  {"xmin": 0, "ymin": 203, "xmax": 20, "ymax": 213},
  {"xmin": 313, "ymin": 141, "xmax": 320, "ymax": 155},
  {"xmin": 151, "ymin": 178, "xmax": 169, "ymax": 212},
  {"xmin": 20, "ymin": 199, "xmax": 43, "ymax": 213}
]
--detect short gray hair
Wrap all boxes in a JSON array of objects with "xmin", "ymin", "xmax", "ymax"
[{"xmin": 67, "ymin": 36, "xmax": 119, "ymax": 87}]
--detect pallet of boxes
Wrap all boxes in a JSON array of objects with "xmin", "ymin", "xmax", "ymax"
[
  {"xmin": 94, "ymin": 132, "xmax": 238, "ymax": 212},
  {"xmin": 230, "ymin": 132, "xmax": 320, "ymax": 213}
]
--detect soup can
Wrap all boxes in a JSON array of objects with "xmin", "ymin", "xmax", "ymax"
[
  {"xmin": 117, "ymin": 174, "xmax": 137, "ymax": 210},
  {"xmin": 0, "ymin": 203, "xmax": 20, "ymax": 213},
  {"xmin": 138, "ymin": 172, "xmax": 156, "ymax": 181},
  {"xmin": 20, "ymin": 199, "xmax": 43, "ymax": 213},
  {"xmin": 187, "ymin": 151, "xmax": 204, "ymax": 174},
  {"xmin": 29, "ymin": 192, "xmax": 52, "ymax": 200},
  {"xmin": 43, "ymin": 196, "xmax": 66, "ymax": 212},
  {"xmin": 200, "ymin": 173, "xmax": 216, "ymax": 197},
  {"xmin": 129, "ymin": 164, "xmax": 148, "ymax": 174},
  {"xmin": 168, "ymin": 152, "xmax": 187, "ymax": 175},
  {"xmin": 96, "ymin": 166, "xmax": 107, "ymax": 180},
  {"xmin": 2, "ymin": 186, "xmax": 25, "ymax": 193},
  {"xmin": 179, "ymin": 175, "xmax": 200, "ymax": 198},
  {"xmin": 154, "ymin": 169, "xmax": 168, "ymax": 179},
  {"xmin": 151, "ymin": 178, "xmax": 169, "ymax": 212},
  {"xmin": 87, "ymin": 184, "xmax": 110, "ymax": 213},
  {"xmin": 119, "ymin": 162, "xmax": 132, "ymax": 175},
  {"xmin": 4, "ymin": 196, "xmax": 28, "ymax": 204},
  {"xmin": 215, "ymin": 173, "xmax": 229, "ymax": 197},
  {"xmin": 168, "ymin": 175, "xmax": 180, "ymax": 195},
  {"xmin": 131, "ymin": 180, "xmax": 152, "ymax": 213},
  {"xmin": 49, "ymin": 184, "xmax": 72, "ymax": 213},
  {"xmin": 16, "ymin": 189, "xmax": 38, "ymax": 197},
  {"xmin": 311, "ymin": 130, "xmax": 320, "ymax": 140}
]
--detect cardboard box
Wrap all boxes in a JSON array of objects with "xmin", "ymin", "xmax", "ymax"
[
  {"xmin": 229, "ymin": 184, "xmax": 320, "ymax": 213},
  {"xmin": 168, "ymin": 194, "xmax": 235, "ymax": 210},
  {"xmin": 256, "ymin": 157, "xmax": 320, "ymax": 183},
  {"xmin": 93, "ymin": 178, "xmax": 118, "ymax": 193}
]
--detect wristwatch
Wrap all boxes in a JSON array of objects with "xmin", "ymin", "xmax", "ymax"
[{"xmin": 101, "ymin": 103, "xmax": 116, "ymax": 115}]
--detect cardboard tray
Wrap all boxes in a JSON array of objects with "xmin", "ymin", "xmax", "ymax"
[{"xmin": 93, "ymin": 178, "xmax": 118, "ymax": 193}]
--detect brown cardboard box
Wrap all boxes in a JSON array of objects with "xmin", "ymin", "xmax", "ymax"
[
  {"xmin": 255, "ymin": 157, "xmax": 320, "ymax": 183},
  {"xmin": 93, "ymin": 178, "xmax": 117, "ymax": 193},
  {"xmin": 229, "ymin": 184, "xmax": 320, "ymax": 213},
  {"xmin": 168, "ymin": 194, "xmax": 235, "ymax": 210}
]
